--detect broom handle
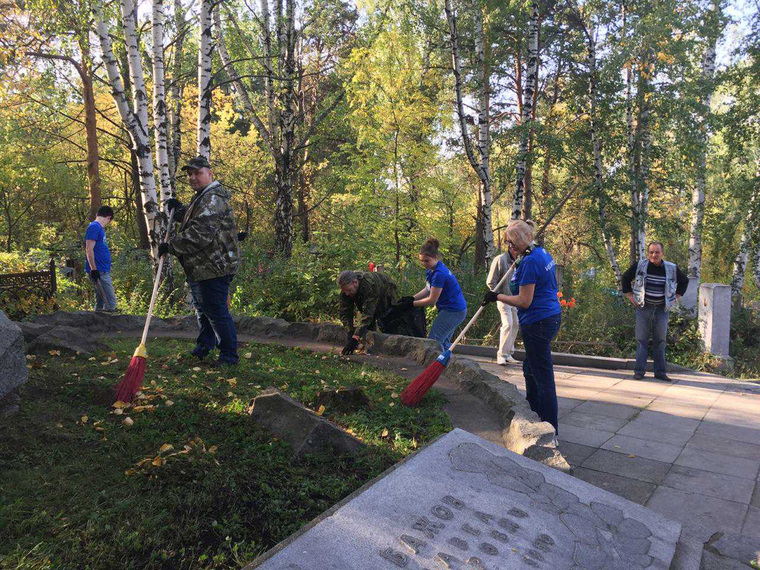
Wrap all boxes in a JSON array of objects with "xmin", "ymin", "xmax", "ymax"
[
  {"xmin": 448, "ymin": 185, "xmax": 578, "ymax": 353},
  {"xmin": 139, "ymin": 208, "xmax": 176, "ymax": 346}
]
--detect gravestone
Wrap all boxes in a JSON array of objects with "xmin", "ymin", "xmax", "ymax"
[
  {"xmin": 0, "ymin": 309, "xmax": 28, "ymax": 406},
  {"xmin": 247, "ymin": 429, "xmax": 682, "ymax": 570},
  {"xmin": 698, "ymin": 283, "xmax": 731, "ymax": 359}
]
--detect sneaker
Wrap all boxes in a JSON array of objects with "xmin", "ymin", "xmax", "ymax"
[
  {"xmin": 551, "ymin": 435, "xmax": 559, "ymax": 447},
  {"xmin": 504, "ymin": 355, "xmax": 519, "ymax": 364},
  {"xmin": 633, "ymin": 372, "xmax": 645, "ymax": 380},
  {"xmin": 654, "ymin": 373, "xmax": 673, "ymax": 382}
]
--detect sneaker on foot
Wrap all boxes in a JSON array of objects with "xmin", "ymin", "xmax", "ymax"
[
  {"xmin": 505, "ymin": 355, "xmax": 519, "ymax": 364},
  {"xmin": 654, "ymin": 373, "xmax": 673, "ymax": 382},
  {"xmin": 551, "ymin": 435, "xmax": 559, "ymax": 447},
  {"xmin": 633, "ymin": 372, "xmax": 645, "ymax": 380}
]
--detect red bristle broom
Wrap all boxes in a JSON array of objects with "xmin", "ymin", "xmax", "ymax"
[
  {"xmin": 114, "ymin": 208, "xmax": 175, "ymax": 403},
  {"xmin": 401, "ymin": 186, "xmax": 578, "ymax": 406}
]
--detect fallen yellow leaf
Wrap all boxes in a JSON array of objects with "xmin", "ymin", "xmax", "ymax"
[
  {"xmin": 165, "ymin": 400, "xmax": 174, "ymax": 406},
  {"xmin": 113, "ymin": 408, "xmax": 124, "ymax": 416},
  {"xmin": 112, "ymin": 400, "xmax": 130, "ymax": 409},
  {"xmin": 152, "ymin": 456, "xmax": 165, "ymax": 467},
  {"xmin": 192, "ymin": 367, "xmax": 201, "ymax": 372},
  {"xmin": 122, "ymin": 417, "xmax": 134, "ymax": 426},
  {"xmin": 244, "ymin": 352, "xmax": 252, "ymax": 359},
  {"xmin": 159, "ymin": 443, "xmax": 174, "ymax": 453},
  {"xmin": 317, "ymin": 405, "xmax": 326, "ymax": 416},
  {"xmin": 391, "ymin": 392, "xmax": 398, "ymax": 399},
  {"xmin": 81, "ymin": 415, "xmax": 88, "ymax": 423},
  {"xmin": 49, "ymin": 350, "xmax": 61, "ymax": 356},
  {"xmin": 381, "ymin": 428, "xmax": 389, "ymax": 437},
  {"xmin": 208, "ymin": 445, "xmax": 218, "ymax": 454}
]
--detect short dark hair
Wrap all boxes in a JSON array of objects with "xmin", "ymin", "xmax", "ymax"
[
  {"xmin": 97, "ymin": 206, "xmax": 114, "ymax": 219},
  {"xmin": 648, "ymin": 241, "xmax": 664, "ymax": 252}
]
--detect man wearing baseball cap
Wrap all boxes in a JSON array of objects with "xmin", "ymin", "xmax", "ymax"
[{"xmin": 159, "ymin": 156, "xmax": 240, "ymax": 365}]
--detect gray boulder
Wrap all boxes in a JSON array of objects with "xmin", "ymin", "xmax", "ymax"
[
  {"xmin": 27, "ymin": 325, "xmax": 109, "ymax": 356},
  {"xmin": 0, "ymin": 310, "xmax": 27, "ymax": 401},
  {"xmin": 249, "ymin": 388, "xmax": 365, "ymax": 457},
  {"xmin": 16, "ymin": 322, "xmax": 54, "ymax": 344}
]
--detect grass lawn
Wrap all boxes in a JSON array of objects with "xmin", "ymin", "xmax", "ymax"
[{"xmin": 0, "ymin": 339, "xmax": 451, "ymax": 569}]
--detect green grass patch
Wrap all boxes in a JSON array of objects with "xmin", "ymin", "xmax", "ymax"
[{"xmin": 0, "ymin": 339, "xmax": 451, "ymax": 569}]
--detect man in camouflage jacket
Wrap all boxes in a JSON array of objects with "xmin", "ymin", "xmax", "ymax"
[
  {"xmin": 338, "ymin": 270, "xmax": 398, "ymax": 355},
  {"xmin": 160, "ymin": 156, "xmax": 240, "ymax": 365}
]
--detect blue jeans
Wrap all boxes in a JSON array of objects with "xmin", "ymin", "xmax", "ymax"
[
  {"xmin": 428, "ymin": 309, "xmax": 467, "ymax": 352},
  {"xmin": 635, "ymin": 305, "xmax": 669, "ymax": 376},
  {"xmin": 521, "ymin": 313, "xmax": 561, "ymax": 433},
  {"xmin": 90, "ymin": 272, "xmax": 117, "ymax": 311},
  {"xmin": 188, "ymin": 275, "xmax": 238, "ymax": 364}
]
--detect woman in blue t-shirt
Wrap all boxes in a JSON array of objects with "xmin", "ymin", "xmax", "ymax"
[
  {"xmin": 396, "ymin": 238, "xmax": 467, "ymax": 352},
  {"xmin": 482, "ymin": 220, "xmax": 562, "ymax": 438}
]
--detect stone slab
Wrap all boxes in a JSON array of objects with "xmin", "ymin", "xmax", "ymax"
[
  {"xmin": 685, "ymin": 433, "xmax": 760, "ymax": 462},
  {"xmin": 572, "ymin": 400, "xmax": 641, "ymax": 420},
  {"xmin": 753, "ymin": 482, "xmax": 760, "ymax": 509},
  {"xmin": 675, "ymin": 447, "xmax": 760, "ymax": 481},
  {"xmin": 571, "ymin": 468, "xmax": 657, "ymax": 506},
  {"xmin": 581, "ymin": 449, "xmax": 671, "ymax": 485},
  {"xmin": 696, "ymin": 421, "xmax": 760, "ymax": 446},
  {"xmin": 560, "ymin": 410, "xmax": 630, "ymax": 433},
  {"xmin": 557, "ymin": 423, "xmax": 614, "ymax": 447},
  {"xmin": 663, "ymin": 465, "xmax": 755, "ymax": 504},
  {"xmin": 0, "ymin": 310, "xmax": 27, "ymax": 400},
  {"xmin": 602, "ymin": 435, "xmax": 684, "ymax": 464},
  {"xmin": 646, "ymin": 487, "xmax": 748, "ymax": 536},
  {"xmin": 248, "ymin": 429, "xmax": 682, "ymax": 570},
  {"xmin": 558, "ymin": 441, "xmax": 597, "ymax": 468},
  {"xmin": 744, "ymin": 506, "xmax": 760, "ymax": 538}
]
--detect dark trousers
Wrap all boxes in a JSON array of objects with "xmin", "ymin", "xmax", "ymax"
[
  {"xmin": 635, "ymin": 305, "xmax": 669, "ymax": 376},
  {"xmin": 188, "ymin": 275, "xmax": 238, "ymax": 364},
  {"xmin": 521, "ymin": 313, "xmax": 561, "ymax": 433}
]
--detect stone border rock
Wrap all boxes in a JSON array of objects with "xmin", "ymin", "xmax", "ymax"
[{"xmin": 21, "ymin": 311, "xmax": 569, "ymax": 471}]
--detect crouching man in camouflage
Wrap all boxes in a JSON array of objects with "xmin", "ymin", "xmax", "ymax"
[
  {"xmin": 338, "ymin": 270, "xmax": 399, "ymax": 355},
  {"xmin": 159, "ymin": 156, "xmax": 240, "ymax": 366}
]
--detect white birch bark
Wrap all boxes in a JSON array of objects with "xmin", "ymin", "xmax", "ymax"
[
  {"xmin": 624, "ymin": 2, "xmax": 639, "ymax": 263},
  {"xmin": 752, "ymin": 243, "xmax": 760, "ymax": 291},
  {"xmin": 444, "ymin": 0, "xmax": 494, "ymax": 267},
  {"xmin": 152, "ymin": 0, "xmax": 172, "ymax": 206},
  {"xmin": 586, "ymin": 22, "xmax": 622, "ymax": 288},
  {"xmin": 511, "ymin": 2, "xmax": 539, "ymax": 220},
  {"xmin": 472, "ymin": 0, "xmax": 494, "ymax": 264},
  {"xmin": 196, "ymin": 0, "xmax": 214, "ymax": 159},
  {"xmin": 638, "ymin": 91, "xmax": 650, "ymax": 261},
  {"xmin": 168, "ymin": 0, "xmax": 185, "ymax": 183},
  {"xmin": 688, "ymin": 25, "xmax": 718, "ymax": 279},
  {"xmin": 731, "ymin": 174, "xmax": 759, "ymax": 298},
  {"xmin": 93, "ymin": 1, "xmax": 161, "ymax": 254}
]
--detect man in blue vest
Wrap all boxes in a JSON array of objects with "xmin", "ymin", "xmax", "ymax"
[{"xmin": 621, "ymin": 242, "xmax": 689, "ymax": 381}]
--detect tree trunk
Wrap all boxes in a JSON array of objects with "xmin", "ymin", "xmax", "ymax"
[
  {"xmin": 168, "ymin": 0, "xmax": 185, "ymax": 186},
  {"xmin": 444, "ymin": 0, "xmax": 494, "ymax": 270},
  {"xmin": 512, "ymin": 2, "xmax": 539, "ymax": 221},
  {"xmin": 688, "ymin": 14, "xmax": 719, "ymax": 279},
  {"xmin": 196, "ymin": 0, "xmax": 214, "ymax": 159},
  {"xmin": 624, "ymin": 2, "xmax": 639, "ymax": 264},
  {"xmin": 631, "ymin": 56, "xmax": 652, "ymax": 261},
  {"xmin": 93, "ymin": 0, "xmax": 161, "ymax": 254},
  {"xmin": 731, "ymin": 174, "xmax": 759, "ymax": 298},
  {"xmin": 131, "ymin": 150, "xmax": 151, "ymax": 249},
  {"xmin": 472, "ymin": 0, "xmax": 494, "ymax": 265},
  {"xmin": 152, "ymin": 0, "xmax": 172, "ymax": 207},
  {"xmin": 80, "ymin": 55, "xmax": 102, "ymax": 221},
  {"xmin": 586, "ymin": 21, "xmax": 622, "ymax": 289}
]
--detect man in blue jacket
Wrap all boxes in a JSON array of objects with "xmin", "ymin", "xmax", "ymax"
[{"xmin": 84, "ymin": 205, "xmax": 117, "ymax": 311}]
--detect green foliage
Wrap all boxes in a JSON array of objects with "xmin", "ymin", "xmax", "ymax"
[{"xmin": 0, "ymin": 338, "xmax": 451, "ymax": 569}]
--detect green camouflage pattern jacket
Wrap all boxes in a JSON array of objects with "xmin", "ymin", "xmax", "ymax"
[
  {"xmin": 339, "ymin": 271, "xmax": 398, "ymax": 338},
  {"xmin": 168, "ymin": 181, "xmax": 239, "ymax": 282}
]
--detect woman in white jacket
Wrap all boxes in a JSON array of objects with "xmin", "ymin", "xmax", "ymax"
[{"xmin": 487, "ymin": 243, "xmax": 519, "ymax": 365}]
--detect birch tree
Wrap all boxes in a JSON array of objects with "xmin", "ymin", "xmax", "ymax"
[
  {"xmin": 216, "ymin": 0, "xmax": 356, "ymax": 258},
  {"xmin": 569, "ymin": 3, "xmax": 623, "ymax": 288},
  {"xmin": 152, "ymin": 0, "xmax": 172, "ymax": 206},
  {"xmin": 511, "ymin": 2, "xmax": 539, "ymax": 221},
  {"xmin": 687, "ymin": 1, "xmax": 721, "ymax": 280},
  {"xmin": 731, "ymin": 173, "xmax": 759, "ymax": 298},
  {"xmin": 168, "ymin": 0, "xmax": 187, "ymax": 184},
  {"xmin": 444, "ymin": 0, "xmax": 494, "ymax": 268},
  {"xmin": 93, "ymin": 0, "xmax": 163, "ymax": 253},
  {"xmin": 197, "ymin": 0, "xmax": 214, "ymax": 159}
]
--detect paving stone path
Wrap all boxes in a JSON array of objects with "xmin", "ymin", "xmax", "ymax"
[{"xmin": 470, "ymin": 356, "xmax": 760, "ymax": 543}]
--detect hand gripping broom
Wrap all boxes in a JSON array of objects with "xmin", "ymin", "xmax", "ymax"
[
  {"xmin": 114, "ymin": 208, "xmax": 175, "ymax": 403},
  {"xmin": 400, "ymin": 186, "xmax": 578, "ymax": 406}
]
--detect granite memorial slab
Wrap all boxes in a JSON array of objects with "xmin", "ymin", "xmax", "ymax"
[{"xmin": 248, "ymin": 429, "xmax": 682, "ymax": 570}]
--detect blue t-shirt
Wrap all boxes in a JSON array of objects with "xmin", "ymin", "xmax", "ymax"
[
  {"xmin": 510, "ymin": 247, "xmax": 561, "ymax": 325},
  {"xmin": 425, "ymin": 261, "xmax": 467, "ymax": 312},
  {"xmin": 84, "ymin": 221, "xmax": 112, "ymax": 274}
]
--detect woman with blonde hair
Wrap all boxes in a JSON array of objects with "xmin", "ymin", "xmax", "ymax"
[
  {"xmin": 396, "ymin": 238, "xmax": 467, "ymax": 352},
  {"xmin": 482, "ymin": 219, "xmax": 562, "ymax": 439}
]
